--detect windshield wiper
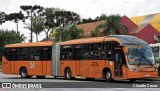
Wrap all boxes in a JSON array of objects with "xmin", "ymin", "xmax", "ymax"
[{"xmin": 137, "ymin": 50, "xmax": 153, "ymax": 66}]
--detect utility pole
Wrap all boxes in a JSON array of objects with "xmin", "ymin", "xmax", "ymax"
[{"xmin": 30, "ymin": 12, "xmax": 33, "ymax": 42}]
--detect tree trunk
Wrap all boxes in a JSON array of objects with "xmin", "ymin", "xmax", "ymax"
[
  {"xmin": 16, "ymin": 21, "xmax": 19, "ymax": 34},
  {"xmin": 36, "ymin": 33, "xmax": 38, "ymax": 42}
]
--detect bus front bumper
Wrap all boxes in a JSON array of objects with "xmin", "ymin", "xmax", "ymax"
[{"xmin": 127, "ymin": 71, "xmax": 158, "ymax": 79}]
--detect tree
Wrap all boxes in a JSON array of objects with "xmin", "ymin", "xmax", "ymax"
[
  {"xmin": 44, "ymin": 8, "xmax": 60, "ymax": 38},
  {"xmin": 24, "ymin": 16, "xmax": 44, "ymax": 42},
  {"xmin": 105, "ymin": 14, "xmax": 128, "ymax": 35},
  {"xmin": 0, "ymin": 29, "xmax": 25, "ymax": 61},
  {"xmin": 5, "ymin": 12, "xmax": 24, "ymax": 33},
  {"xmin": 0, "ymin": 12, "xmax": 6, "ymax": 25},
  {"xmin": 90, "ymin": 24, "xmax": 103, "ymax": 37},
  {"xmin": 32, "ymin": 17, "xmax": 45, "ymax": 42},
  {"xmin": 20, "ymin": 5, "xmax": 44, "ymax": 42},
  {"xmin": 44, "ymin": 8, "xmax": 81, "ymax": 41},
  {"xmin": 92, "ymin": 14, "xmax": 128, "ymax": 36},
  {"xmin": 95, "ymin": 14, "xmax": 107, "ymax": 21},
  {"xmin": 55, "ymin": 24, "xmax": 84, "ymax": 42}
]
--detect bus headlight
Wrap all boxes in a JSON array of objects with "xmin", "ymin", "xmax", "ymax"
[
  {"xmin": 130, "ymin": 68, "xmax": 137, "ymax": 72},
  {"xmin": 128, "ymin": 65, "xmax": 137, "ymax": 72}
]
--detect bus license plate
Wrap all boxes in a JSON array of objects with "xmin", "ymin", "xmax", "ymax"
[{"xmin": 144, "ymin": 74, "xmax": 150, "ymax": 77}]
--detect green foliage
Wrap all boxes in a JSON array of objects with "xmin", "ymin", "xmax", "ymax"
[
  {"xmin": 55, "ymin": 24, "xmax": 84, "ymax": 42},
  {"xmin": 44, "ymin": 8, "xmax": 81, "ymax": 39},
  {"xmin": 0, "ymin": 12, "xmax": 6, "ymax": 25},
  {"xmin": 0, "ymin": 29, "xmax": 25, "ymax": 61},
  {"xmin": 24, "ymin": 16, "xmax": 45, "ymax": 42},
  {"xmin": 105, "ymin": 14, "xmax": 128, "ymax": 35},
  {"xmin": 5, "ymin": 12, "xmax": 24, "ymax": 33},
  {"xmin": 90, "ymin": 24, "xmax": 103, "ymax": 37},
  {"xmin": 5, "ymin": 12, "xmax": 24, "ymax": 22},
  {"xmin": 32, "ymin": 17, "xmax": 45, "ymax": 41},
  {"xmin": 91, "ymin": 14, "xmax": 128, "ymax": 37},
  {"xmin": 79, "ymin": 14, "xmax": 107, "ymax": 24},
  {"xmin": 20, "ymin": 5, "xmax": 44, "ymax": 42}
]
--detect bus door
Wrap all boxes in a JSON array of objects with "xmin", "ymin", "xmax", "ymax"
[
  {"xmin": 41, "ymin": 47, "xmax": 51, "ymax": 75},
  {"xmin": 82, "ymin": 44, "xmax": 90, "ymax": 77},
  {"xmin": 9, "ymin": 49, "xmax": 18, "ymax": 74},
  {"xmin": 73, "ymin": 45, "xmax": 83, "ymax": 76},
  {"xmin": 114, "ymin": 48, "xmax": 123, "ymax": 78}
]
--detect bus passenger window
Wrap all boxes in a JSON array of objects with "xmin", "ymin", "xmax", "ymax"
[
  {"xmin": 41, "ymin": 50, "xmax": 51, "ymax": 60},
  {"xmin": 9, "ymin": 49, "xmax": 18, "ymax": 61},
  {"xmin": 84, "ymin": 52, "xmax": 89, "ymax": 59},
  {"xmin": 103, "ymin": 42, "xmax": 111, "ymax": 50},
  {"xmin": 60, "ymin": 46, "xmax": 72, "ymax": 60},
  {"xmin": 84, "ymin": 44, "xmax": 89, "ymax": 51},
  {"xmin": 3, "ymin": 48, "xmax": 9, "ymax": 60}
]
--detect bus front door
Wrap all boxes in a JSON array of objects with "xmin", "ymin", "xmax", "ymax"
[{"xmin": 114, "ymin": 50, "xmax": 123, "ymax": 78}]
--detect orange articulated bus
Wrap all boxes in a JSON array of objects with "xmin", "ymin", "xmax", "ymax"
[
  {"xmin": 2, "ymin": 41, "xmax": 53, "ymax": 78},
  {"xmin": 2, "ymin": 35, "xmax": 158, "ymax": 82}
]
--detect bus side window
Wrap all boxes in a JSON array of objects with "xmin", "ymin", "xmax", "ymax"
[
  {"xmin": 19, "ymin": 48, "xmax": 29, "ymax": 60},
  {"xmin": 9, "ymin": 48, "xmax": 18, "ymax": 61},
  {"xmin": 102, "ymin": 42, "xmax": 111, "ymax": 59},
  {"xmin": 3, "ymin": 48, "xmax": 9, "ymax": 60},
  {"xmin": 84, "ymin": 44, "xmax": 90, "ymax": 59},
  {"xmin": 29, "ymin": 47, "xmax": 40, "ymax": 61},
  {"xmin": 40, "ymin": 47, "xmax": 51, "ymax": 60},
  {"xmin": 90, "ymin": 43, "xmax": 102, "ymax": 59},
  {"xmin": 60, "ymin": 46, "xmax": 72, "ymax": 60}
]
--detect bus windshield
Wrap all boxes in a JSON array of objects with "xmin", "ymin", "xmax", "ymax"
[{"xmin": 125, "ymin": 44, "xmax": 155, "ymax": 65}]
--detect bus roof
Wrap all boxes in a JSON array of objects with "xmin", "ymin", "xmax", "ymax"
[
  {"xmin": 60, "ymin": 35, "xmax": 148, "ymax": 45},
  {"xmin": 60, "ymin": 37, "xmax": 118, "ymax": 45},
  {"xmin": 108, "ymin": 35, "xmax": 148, "ymax": 45},
  {"xmin": 5, "ymin": 41, "xmax": 53, "ymax": 48}
]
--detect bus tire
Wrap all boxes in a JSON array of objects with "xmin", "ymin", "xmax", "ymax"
[
  {"xmin": 65, "ymin": 68, "xmax": 72, "ymax": 80},
  {"xmin": 130, "ymin": 79, "xmax": 136, "ymax": 82},
  {"xmin": 36, "ymin": 76, "xmax": 45, "ymax": 79},
  {"xmin": 20, "ymin": 67, "xmax": 29, "ymax": 78},
  {"xmin": 104, "ymin": 69, "xmax": 113, "ymax": 82}
]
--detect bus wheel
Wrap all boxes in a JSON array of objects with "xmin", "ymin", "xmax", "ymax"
[
  {"xmin": 65, "ymin": 68, "xmax": 72, "ymax": 80},
  {"xmin": 20, "ymin": 68, "xmax": 28, "ymax": 78},
  {"xmin": 36, "ymin": 76, "xmax": 45, "ymax": 79},
  {"xmin": 104, "ymin": 69, "xmax": 112, "ymax": 82},
  {"xmin": 130, "ymin": 79, "xmax": 136, "ymax": 82}
]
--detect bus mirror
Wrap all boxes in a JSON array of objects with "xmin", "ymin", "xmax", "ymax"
[{"xmin": 124, "ymin": 47, "xmax": 128, "ymax": 54}]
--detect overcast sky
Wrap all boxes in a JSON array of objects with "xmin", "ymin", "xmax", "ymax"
[{"xmin": 0, "ymin": 0, "xmax": 160, "ymax": 42}]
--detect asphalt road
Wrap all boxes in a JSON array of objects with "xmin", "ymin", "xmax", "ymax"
[{"xmin": 0, "ymin": 72, "xmax": 160, "ymax": 91}]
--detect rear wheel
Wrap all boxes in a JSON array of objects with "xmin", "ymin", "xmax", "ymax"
[
  {"xmin": 65, "ymin": 68, "xmax": 72, "ymax": 80},
  {"xmin": 104, "ymin": 69, "xmax": 113, "ymax": 82},
  {"xmin": 36, "ymin": 76, "xmax": 45, "ymax": 79},
  {"xmin": 20, "ymin": 67, "xmax": 30, "ymax": 78}
]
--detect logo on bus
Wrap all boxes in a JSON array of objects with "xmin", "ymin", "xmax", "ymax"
[{"xmin": 30, "ymin": 61, "xmax": 35, "ymax": 68}]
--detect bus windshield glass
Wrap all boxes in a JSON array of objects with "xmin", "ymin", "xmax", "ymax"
[{"xmin": 125, "ymin": 44, "xmax": 155, "ymax": 65}]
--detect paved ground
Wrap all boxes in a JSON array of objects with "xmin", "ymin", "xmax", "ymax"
[{"xmin": 0, "ymin": 72, "xmax": 159, "ymax": 91}]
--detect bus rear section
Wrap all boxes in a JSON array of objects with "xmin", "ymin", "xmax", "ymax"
[{"xmin": 2, "ymin": 42, "xmax": 53, "ymax": 78}]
